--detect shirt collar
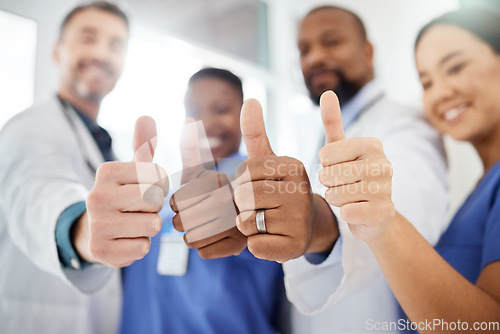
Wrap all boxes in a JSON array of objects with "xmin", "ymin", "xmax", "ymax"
[
  {"xmin": 72, "ymin": 106, "xmax": 101, "ymax": 134},
  {"xmin": 58, "ymin": 96, "xmax": 115, "ymax": 161},
  {"xmin": 57, "ymin": 96, "xmax": 100, "ymax": 132},
  {"xmin": 340, "ymin": 79, "xmax": 383, "ymax": 129}
]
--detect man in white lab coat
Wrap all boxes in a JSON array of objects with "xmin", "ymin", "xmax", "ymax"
[
  {"xmin": 0, "ymin": 2, "xmax": 165, "ymax": 333},
  {"xmin": 281, "ymin": 6, "xmax": 449, "ymax": 333}
]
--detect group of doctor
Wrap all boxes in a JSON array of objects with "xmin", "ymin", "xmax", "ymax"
[{"xmin": 1, "ymin": 1, "xmax": 499, "ymax": 333}]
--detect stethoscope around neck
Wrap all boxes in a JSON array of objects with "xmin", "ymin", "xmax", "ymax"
[{"xmin": 57, "ymin": 95, "xmax": 98, "ymax": 176}]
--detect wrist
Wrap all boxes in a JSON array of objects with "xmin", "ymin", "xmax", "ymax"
[
  {"xmin": 364, "ymin": 211, "xmax": 401, "ymax": 252},
  {"xmin": 71, "ymin": 211, "xmax": 94, "ymax": 263},
  {"xmin": 306, "ymin": 194, "xmax": 339, "ymax": 253}
]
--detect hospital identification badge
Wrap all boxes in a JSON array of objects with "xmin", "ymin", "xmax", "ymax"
[{"xmin": 157, "ymin": 220, "xmax": 189, "ymax": 276}]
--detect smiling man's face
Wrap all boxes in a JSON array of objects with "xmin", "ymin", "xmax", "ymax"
[
  {"xmin": 298, "ymin": 8, "xmax": 374, "ymax": 105},
  {"xmin": 54, "ymin": 8, "xmax": 129, "ymax": 104}
]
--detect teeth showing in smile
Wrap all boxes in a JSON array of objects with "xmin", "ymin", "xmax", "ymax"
[
  {"xmin": 207, "ymin": 137, "xmax": 222, "ymax": 149},
  {"xmin": 85, "ymin": 65, "xmax": 108, "ymax": 79},
  {"xmin": 444, "ymin": 104, "xmax": 467, "ymax": 121}
]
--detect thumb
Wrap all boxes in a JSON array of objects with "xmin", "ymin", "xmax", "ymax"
[
  {"xmin": 133, "ymin": 116, "xmax": 158, "ymax": 162},
  {"xmin": 179, "ymin": 118, "xmax": 212, "ymax": 183},
  {"xmin": 320, "ymin": 91, "xmax": 346, "ymax": 144},
  {"xmin": 240, "ymin": 98, "xmax": 274, "ymax": 158}
]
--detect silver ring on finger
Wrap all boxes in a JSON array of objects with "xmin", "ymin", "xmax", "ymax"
[{"xmin": 256, "ymin": 209, "xmax": 267, "ymax": 234}]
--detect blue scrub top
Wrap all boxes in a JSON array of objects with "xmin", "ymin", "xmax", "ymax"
[
  {"xmin": 436, "ymin": 160, "xmax": 500, "ymax": 283},
  {"xmin": 399, "ymin": 161, "xmax": 500, "ymax": 334},
  {"xmin": 120, "ymin": 153, "xmax": 287, "ymax": 334}
]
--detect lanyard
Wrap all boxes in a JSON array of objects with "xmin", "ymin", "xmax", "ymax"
[{"xmin": 57, "ymin": 96, "xmax": 98, "ymax": 175}]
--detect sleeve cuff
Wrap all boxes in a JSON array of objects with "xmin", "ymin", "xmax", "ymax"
[
  {"xmin": 304, "ymin": 252, "xmax": 329, "ymax": 265},
  {"xmin": 304, "ymin": 236, "xmax": 343, "ymax": 265},
  {"xmin": 55, "ymin": 201, "xmax": 92, "ymax": 270}
]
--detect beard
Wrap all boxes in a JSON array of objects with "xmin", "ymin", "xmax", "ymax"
[
  {"xmin": 307, "ymin": 69, "xmax": 362, "ymax": 106},
  {"xmin": 70, "ymin": 60, "xmax": 117, "ymax": 103},
  {"xmin": 72, "ymin": 79, "xmax": 106, "ymax": 103}
]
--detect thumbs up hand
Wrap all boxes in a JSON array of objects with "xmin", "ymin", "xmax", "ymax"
[
  {"xmin": 318, "ymin": 91, "xmax": 395, "ymax": 242},
  {"xmin": 169, "ymin": 120, "xmax": 246, "ymax": 259},
  {"xmin": 234, "ymin": 99, "xmax": 314, "ymax": 263},
  {"xmin": 75, "ymin": 116, "xmax": 169, "ymax": 268}
]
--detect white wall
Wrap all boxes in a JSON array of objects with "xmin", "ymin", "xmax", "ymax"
[{"xmin": 0, "ymin": 10, "xmax": 37, "ymax": 125}]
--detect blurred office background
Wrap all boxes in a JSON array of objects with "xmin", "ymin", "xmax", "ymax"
[{"xmin": 1, "ymin": 0, "xmax": 498, "ymax": 221}]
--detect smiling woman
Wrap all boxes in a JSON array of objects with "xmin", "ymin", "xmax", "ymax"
[
  {"xmin": 332, "ymin": 7, "xmax": 500, "ymax": 334},
  {"xmin": 415, "ymin": 8, "xmax": 500, "ymax": 171}
]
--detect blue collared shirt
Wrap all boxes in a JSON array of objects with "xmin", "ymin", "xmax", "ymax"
[{"xmin": 399, "ymin": 160, "xmax": 500, "ymax": 334}]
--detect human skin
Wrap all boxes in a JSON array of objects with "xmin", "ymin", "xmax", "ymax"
[
  {"xmin": 169, "ymin": 77, "xmax": 246, "ymax": 259},
  {"xmin": 184, "ymin": 77, "xmax": 242, "ymax": 161},
  {"xmin": 60, "ymin": 9, "xmax": 169, "ymax": 267},
  {"xmin": 298, "ymin": 7, "xmax": 374, "ymax": 105},
  {"xmin": 74, "ymin": 117, "xmax": 168, "ymax": 268},
  {"xmin": 54, "ymin": 8, "xmax": 128, "ymax": 121},
  {"xmin": 317, "ymin": 23, "xmax": 500, "ymax": 333},
  {"xmin": 232, "ymin": 99, "xmax": 337, "ymax": 262}
]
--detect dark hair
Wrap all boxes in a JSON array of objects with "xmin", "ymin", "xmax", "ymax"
[
  {"xmin": 415, "ymin": 7, "xmax": 500, "ymax": 54},
  {"xmin": 188, "ymin": 68, "xmax": 244, "ymax": 101},
  {"xmin": 60, "ymin": 1, "xmax": 129, "ymax": 38},
  {"xmin": 305, "ymin": 5, "xmax": 367, "ymax": 40}
]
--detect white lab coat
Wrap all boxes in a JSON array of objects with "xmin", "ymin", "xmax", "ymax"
[
  {"xmin": 283, "ymin": 82, "xmax": 449, "ymax": 333},
  {"xmin": 0, "ymin": 96, "xmax": 121, "ymax": 334}
]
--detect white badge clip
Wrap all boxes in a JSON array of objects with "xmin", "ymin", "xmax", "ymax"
[{"xmin": 157, "ymin": 227, "xmax": 189, "ymax": 276}]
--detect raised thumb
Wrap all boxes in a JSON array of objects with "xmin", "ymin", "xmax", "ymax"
[
  {"xmin": 133, "ymin": 116, "xmax": 158, "ymax": 162},
  {"xmin": 179, "ymin": 118, "xmax": 211, "ymax": 184},
  {"xmin": 320, "ymin": 91, "xmax": 346, "ymax": 144},
  {"xmin": 240, "ymin": 98, "xmax": 274, "ymax": 158}
]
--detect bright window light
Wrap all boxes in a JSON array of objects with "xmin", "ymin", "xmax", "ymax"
[
  {"xmin": 99, "ymin": 26, "xmax": 268, "ymax": 180},
  {"xmin": 0, "ymin": 10, "xmax": 37, "ymax": 129}
]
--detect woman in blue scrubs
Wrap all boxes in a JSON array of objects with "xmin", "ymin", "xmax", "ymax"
[
  {"xmin": 318, "ymin": 7, "xmax": 500, "ymax": 332},
  {"xmin": 119, "ymin": 68, "xmax": 288, "ymax": 334}
]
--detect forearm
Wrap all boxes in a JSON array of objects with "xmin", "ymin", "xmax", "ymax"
[
  {"xmin": 367, "ymin": 212, "xmax": 500, "ymax": 333},
  {"xmin": 306, "ymin": 194, "xmax": 339, "ymax": 253}
]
